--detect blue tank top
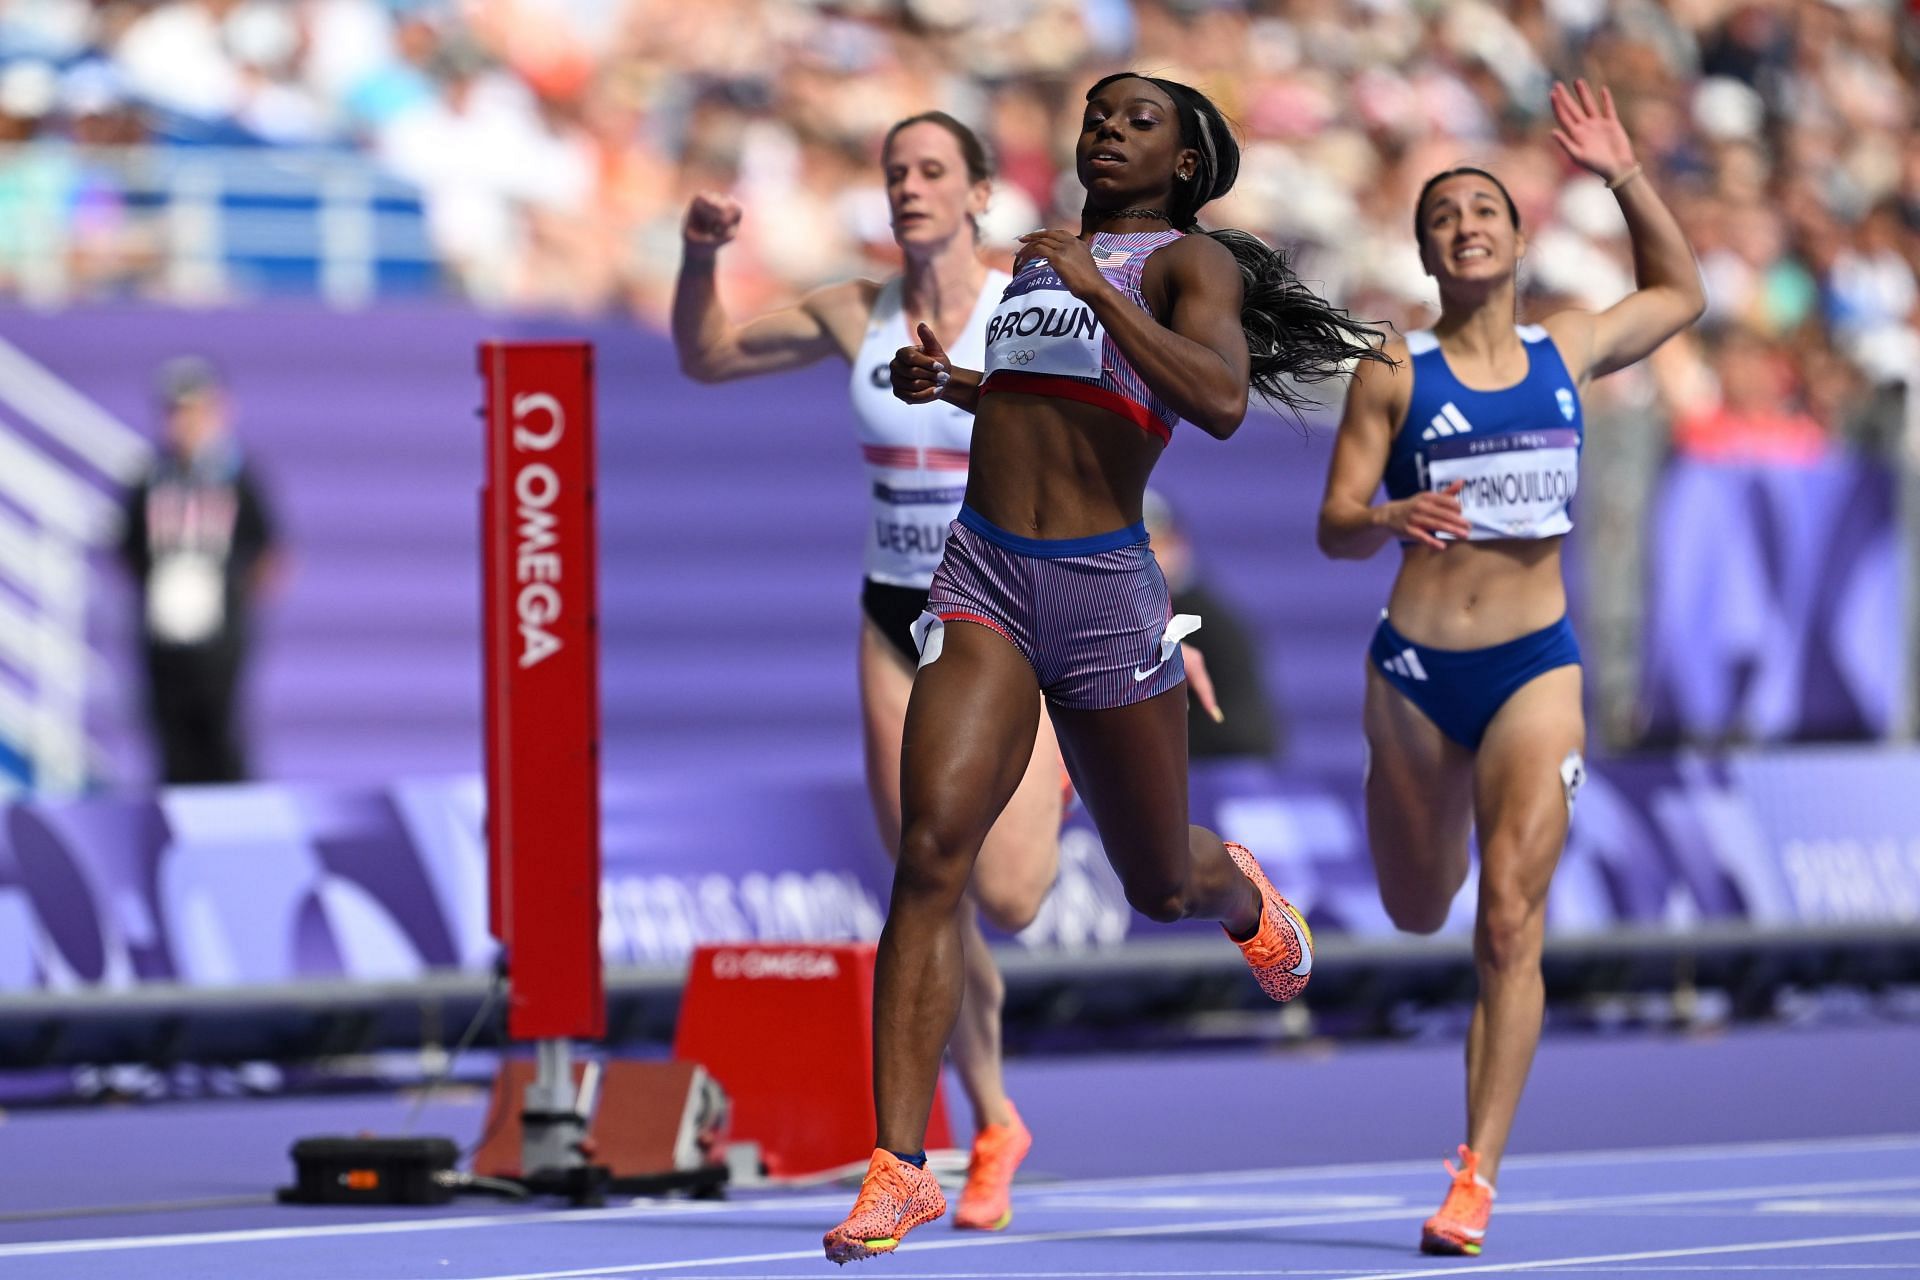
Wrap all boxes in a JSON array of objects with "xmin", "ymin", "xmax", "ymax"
[{"xmin": 1384, "ymin": 326, "xmax": 1584, "ymax": 542}]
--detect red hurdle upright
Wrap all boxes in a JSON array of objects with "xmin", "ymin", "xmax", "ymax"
[{"xmin": 480, "ymin": 341, "xmax": 605, "ymax": 1195}]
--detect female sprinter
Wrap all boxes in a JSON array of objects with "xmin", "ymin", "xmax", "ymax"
[
  {"xmin": 1315, "ymin": 81, "xmax": 1704, "ymax": 1256},
  {"xmin": 822, "ymin": 73, "xmax": 1387, "ymax": 1263},
  {"xmin": 671, "ymin": 113, "xmax": 1053, "ymax": 1230}
]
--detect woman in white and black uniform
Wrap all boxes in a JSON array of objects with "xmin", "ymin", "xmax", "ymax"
[
  {"xmin": 671, "ymin": 112, "xmax": 1052, "ymax": 1229},
  {"xmin": 1317, "ymin": 82, "xmax": 1705, "ymax": 1257}
]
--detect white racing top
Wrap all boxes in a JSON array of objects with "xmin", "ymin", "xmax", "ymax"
[{"xmin": 848, "ymin": 270, "xmax": 1008, "ymax": 588}]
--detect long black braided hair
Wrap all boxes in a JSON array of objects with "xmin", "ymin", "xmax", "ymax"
[{"xmin": 1085, "ymin": 72, "xmax": 1391, "ymax": 412}]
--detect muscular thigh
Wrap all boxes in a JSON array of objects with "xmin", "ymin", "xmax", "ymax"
[
  {"xmin": 866, "ymin": 610, "xmax": 1060, "ymax": 922},
  {"xmin": 899, "ymin": 619, "xmax": 1044, "ymax": 853},
  {"xmin": 971, "ymin": 704, "xmax": 1064, "ymax": 924},
  {"xmin": 1046, "ymin": 683, "xmax": 1190, "ymax": 884},
  {"xmin": 1363, "ymin": 664, "xmax": 1475, "ymax": 899},
  {"xmin": 1473, "ymin": 664, "xmax": 1584, "ymax": 898}
]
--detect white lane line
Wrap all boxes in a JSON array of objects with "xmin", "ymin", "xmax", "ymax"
[
  {"xmin": 949, "ymin": 1133, "xmax": 1920, "ymax": 1198},
  {"xmin": 1760, "ymin": 1199, "xmax": 1920, "ymax": 1215},
  {"xmin": 1512, "ymin": 1178, "xmax": 1920, "ymax": 1214},
  {"xmin": 1490, "ymin": 1135, "xmax": 1920, "ymax": 1173},
  {"xmin": 3, "ymin": 1136, "xmax": 1917, "ymax": 1263},
  {"xmin": 0, "ymin": 1213, "xmax": 591, "ymax": 1259},
  {"xmin": 1331, "ymin": 1229, "xmax": 1920, "ymax": 1280},
  {"xmin": 0, "ymin": 1193, "xmax": 864, "ymax": 1257},
  {"xmin": 1020, "ymin": 1194, "xmax": 1406, "ymax": 1213},
  {"xmin": 606, "ymin": 1274, "xmax": 1920, "ymax": 1280},
  {"xmin": 1570, "ymin": 1266, "xmax": 1920, "ymax": 1272},
  {"xmin": 530, "ymin": 1274, "xmax": 1340, "ymax": 1280},
  {"xmin": 403, "ymin": 1181, "xmax": 1920, "ymax": 1280},
  {"xmin": 1514, "ymin": 1208, "xmax": 1920, "ymax": 1222},
  {"xmin": 1563, "ymin": 1200, "xmax": 1920, "ymax": 1221},
  {"xmin": 457, "ymin": 1273, "xmax": 1391, "ymax": 1280}
]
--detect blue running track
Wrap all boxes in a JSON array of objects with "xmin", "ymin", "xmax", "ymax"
[{"xmin": 1, "ymin": 1026, "xmax": 1916, "ymax": 1278}]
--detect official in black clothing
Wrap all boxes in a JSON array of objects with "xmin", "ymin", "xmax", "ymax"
[
  {"xmin": 1144, "ymin": 490, "xmax": 1283, "ymax": 762},
  {"xmin": 120, "ymin": 358, "xmax": 280, "ymax": 784}
]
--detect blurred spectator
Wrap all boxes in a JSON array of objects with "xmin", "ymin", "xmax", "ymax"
[
  {"xmin": 1828, "ymin": 198, "xmax": 1917, "ymax": 347},
  {"xmin": 119, "ymin": 358, "xmax": 281, "ymax": 784},
  {"xmin": 1144, "ymin": 490, "xmax": 1282, "ymax": 764},
  {"xmin": 0, "ymin": 0, "xmax": 1908, "ymax": 456},
  {"xmin": 0, "ymin": 59, "xmax": 73, "ymax": 300},
  {"xmin": 1664, "ymin": 325, "xmax": 1832, "ymax": 465},
  {"xmin": 60, "ymin": 60, "xmax": 159, "ymax": 295}
]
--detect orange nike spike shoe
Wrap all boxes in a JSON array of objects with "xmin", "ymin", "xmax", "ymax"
[
  {"xmin": 1421, "ymin": 1144, "xmax": 1494, "ymax": 1256},
  {"xmin": 1220, "ymin": 842, "xmax": 1314, "ymax": 1002},
  {"xmin": 823, "ymin": 1149, "xmax": 948, "ymax": 1265},
  {"xmin": 954, "ymin": 1103, "xmax": 1033, "ymax": 1231}
]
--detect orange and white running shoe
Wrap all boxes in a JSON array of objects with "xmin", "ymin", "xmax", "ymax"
[
  {"xmin": 823, "ymin": 1149, "xmax": 948, "ymax": 1265},
  {"xmin": 1421, "ymin": 1145, "xmax": 1494, "ymax": 1256},
  {"xmin": 1221, "ymin": 842, "xmax": 1313, "ymax": 1002},
  {"xmin": 954, "ymin": 1103, "xmax": 1032, "ymax": 1231}
]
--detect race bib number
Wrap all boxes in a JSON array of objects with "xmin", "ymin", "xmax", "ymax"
[
  {"xmin": 1425, "ymin": 429, "xmax": 1578, "ymax": 541},
  {"xmin": 870, "ymin": 480, "xmax": 963, "ymax": 578},
  {"xmin": 984, "ymin": 275, "xmax": 1102, "ymax": 380}
]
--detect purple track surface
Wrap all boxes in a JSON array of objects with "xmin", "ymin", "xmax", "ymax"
[{"xmin": 2, "ymin": 1025, "xmax": 1917, "ymax": 1278}]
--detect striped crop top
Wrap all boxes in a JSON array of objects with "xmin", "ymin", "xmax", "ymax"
[{"xmin": 978, "ymin": 230, "xmax": 1183, "ymax": 441}]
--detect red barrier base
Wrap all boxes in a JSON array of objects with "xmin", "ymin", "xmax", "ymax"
[
  {"xmin": 471, "ymin": 1059, "xmax": 727, "ymax": 1181},
  {"xmin": 673, "ymin": 942, "xmax": 954, "ymax": 1178}
]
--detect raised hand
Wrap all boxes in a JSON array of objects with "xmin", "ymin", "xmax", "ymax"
[
  {"xmin": 1015, "ymin": 229, "xmax": 1107, "ymax": 301},
  {"xmin": 891, "ymin": 322, "xmax": 951, "ymax": 405},
  {"xmin": 683, "ymin": 193, "xmax": 744, "ymax": 257},
  {"xmin": 1550, "ymin": 80, "xmax": 1637, "ymax": 185}
]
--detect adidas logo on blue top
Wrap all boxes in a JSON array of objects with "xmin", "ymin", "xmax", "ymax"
[{"xmin": 1422, "ymin": 401, "xmax": 1473, "ymax": 441}]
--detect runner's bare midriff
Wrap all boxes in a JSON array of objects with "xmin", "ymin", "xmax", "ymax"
[
  {"xmin": 1386, "ymin": 539, "xmax": 1567, "ymax": 650},
  {"xmin": 963, "ymin": 390, "xmax": 1164, "ymax": 538}
]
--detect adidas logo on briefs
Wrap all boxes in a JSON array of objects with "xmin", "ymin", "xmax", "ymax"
[
  {"xmin": 1421, "ymin": 402, "xmax": 1473, "ymax": 441},
  {"xmin": 1383, "ymin": 649, "xmax": 1429, "ymax": 681}
]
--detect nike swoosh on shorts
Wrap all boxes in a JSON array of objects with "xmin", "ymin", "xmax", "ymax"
[{"xmin": 1133, "ymin": 613, "xmax": 1204, "ymax": 682}]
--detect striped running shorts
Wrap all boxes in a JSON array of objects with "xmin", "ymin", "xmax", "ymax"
[{"xmin": 912, "ymin": 505, "xmax": 1198, "ymax": 711}]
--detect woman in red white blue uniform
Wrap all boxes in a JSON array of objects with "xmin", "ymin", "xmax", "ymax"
[
  {"xmin": 1317, "ymin": 81, "xmax": 1705, "ymax": 1257},
  {"xmin": 671, "ymin": 112, "xmax": 1054, "ymax": 1230},
  {"xmin": 823, "ymin": 73, "xmax": 1387, "ymax": 1262}
]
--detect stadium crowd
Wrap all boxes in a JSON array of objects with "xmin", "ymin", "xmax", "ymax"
[{"xmin": 0, "ymin": 0, "xmax": 1913, "ymax": 453}]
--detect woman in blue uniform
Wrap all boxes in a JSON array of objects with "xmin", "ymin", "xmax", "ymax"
[{"xmin": 1316, "ymin": 81, "xmax": 1705, "ymax": 1256}]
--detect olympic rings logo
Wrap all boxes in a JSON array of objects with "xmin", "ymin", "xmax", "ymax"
[{"xmin": 1006, "ymin": 349, "xmax": 1037, "ymax": 366}]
